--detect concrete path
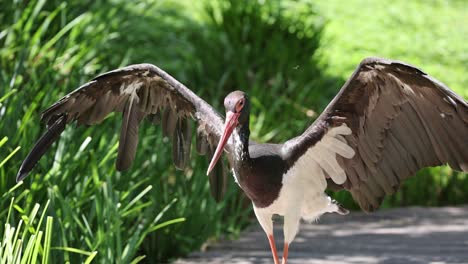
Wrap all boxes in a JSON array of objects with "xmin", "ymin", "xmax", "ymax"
[{"xmin": 176, "ymin": 206, "xmax": 468, "ymax": 264}]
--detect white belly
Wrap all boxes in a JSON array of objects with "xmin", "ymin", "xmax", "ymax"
[
  {"xmin": 259, "ymin": 166, "xmax": 340, "ymax": 222},
  {"xmin": 252, "ymin": 166, "xmax": 342, "ymax": 244}
]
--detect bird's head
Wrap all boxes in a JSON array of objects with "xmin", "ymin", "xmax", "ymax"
[
  {"xmin": 207, "ymin": 91, "xmax": 249, "ymax": 175},
  {"xmin": 223, "ymin": 90, "xmax": 250, "ymax": 126}
]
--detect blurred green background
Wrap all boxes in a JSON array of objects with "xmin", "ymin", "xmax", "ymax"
[{"xmin": 0, "ymin": 0, "xmax": 466, "ymax": 263}]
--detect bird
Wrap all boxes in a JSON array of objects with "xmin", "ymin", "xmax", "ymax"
[{"xmin": 17, "ymin": 57, "xmax": 468, "ymax": 264}]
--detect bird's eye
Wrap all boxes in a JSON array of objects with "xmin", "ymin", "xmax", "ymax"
[{"xmin": 235, "ymin": 100, "xmax": 244, "ymax": 112}]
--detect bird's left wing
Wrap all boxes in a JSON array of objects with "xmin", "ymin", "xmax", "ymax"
[
  {"xmin": 17, "ymin": 64, "xmax": 228, "ymax": 200},
  {"xmin": 282, "ymin": 57, "xmax": 468, "ymax": 211}
]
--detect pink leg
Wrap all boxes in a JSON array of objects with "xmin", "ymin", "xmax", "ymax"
[
  {"xmin": 281, "ymin": 242, "xmax": 289, "ymax": 264},
  {"xmin": 267, "ymin": 234, "xmax": 280, "ymax": 264}
]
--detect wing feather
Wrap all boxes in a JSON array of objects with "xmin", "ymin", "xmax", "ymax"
[
  {"xmin": 117, "ymin": 93, "xmax": 145, "ymax": 171},
  {"xmin": 172, "ymin": 118, "xmax": 192, "ymax": 170},
  {"xmin": 18, "ymin": 63, "xmax": 228, "ymax": 200},
  {"xmin": 17, "ymin": 114, "xmax": 67, "ymax": 181},
  {"xmin": 162, "ymin": 108, "xmax": 178, "ymax": 138},
  {"xmin": 196, "ymin": 128, "xmax": 209, "ymax": 155}
]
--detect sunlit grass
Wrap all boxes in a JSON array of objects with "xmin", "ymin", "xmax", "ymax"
[
  {"xmin": 315, "ymin": 0, "xmax": 467, "ymax": 97},
  {"xmin": 0, "ymin": 198, "xmax": 98, "ymax": 264}
]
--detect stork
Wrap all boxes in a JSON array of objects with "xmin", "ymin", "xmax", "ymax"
[{"xmin": 17, "ymin": 57, "xmax": 468, "ymax": 264}]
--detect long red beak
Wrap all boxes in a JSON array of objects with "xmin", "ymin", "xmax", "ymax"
[{"xmin": 207, "ymin": 111, "xmax": 240, "ymax": 175}]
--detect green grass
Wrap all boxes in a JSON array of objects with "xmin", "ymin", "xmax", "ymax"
[
  {"xmin": 0, "ymin": 0, "xmax": 466, "ymax": 263},
  {"xmin": 0, "ymin": 138, "xmax": 97, "ymax": 263},
  {"xmin": 1, "ymin": 199, "xmax": 54, "ymax": 264},
  {"xmin": 315, "ymin": 0, "xmax": 467, "ymax": 97}
]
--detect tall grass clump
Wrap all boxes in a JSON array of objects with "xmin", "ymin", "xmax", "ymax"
[
  {"xmin": 1, "ymin": 199, "xmax": 58, "ymax": 264},
  {"xmin": 1, "ymin": 139, "xmax": 98, "ymax": 263},
  {"xmin": 0, "ymin": 0, "xmax": 241, "ymax": 262},
  {"xmin": 0, "ymin": 198, "xmax": 98, "ymax": 264}
]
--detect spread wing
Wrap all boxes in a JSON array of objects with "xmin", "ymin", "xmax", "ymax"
[
  {"xmin": 17, "ymin": 64, "xmax": 229, "ymax": 201},
  {"xmin": 283, "ymin": 57, "xmax": 468, "ymax": 211}
]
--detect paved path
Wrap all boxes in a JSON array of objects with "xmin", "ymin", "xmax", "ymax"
[{"xmin": 176, "ymin": 206, "xmax": 468, "ymax": 264}]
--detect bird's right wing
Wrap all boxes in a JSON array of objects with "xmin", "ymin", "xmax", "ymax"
[
  {"xmin": 17, "ymin": 64, "xmax": 229, "ymax": 201},
  {"xmin": 283, "ymin": 58, "xmax": 468, "ymax": 211}
]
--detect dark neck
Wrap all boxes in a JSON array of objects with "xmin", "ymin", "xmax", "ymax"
[{"xmin": 235, "ymin": 123, "xmax": 250, "ymax": 161}]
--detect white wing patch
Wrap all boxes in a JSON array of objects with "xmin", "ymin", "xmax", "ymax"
[
  {"xmin": 283, "ymin": 123, "xmax": 355, "ymax": 186},
  {"xmin": 254, "ymin": 124, "xmax": 355, "ymax": 242}
]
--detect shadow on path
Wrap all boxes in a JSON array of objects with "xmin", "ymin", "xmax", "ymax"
[{"xmin": 177, "ymin": 206, "xmax": 468, "ymax": 264}]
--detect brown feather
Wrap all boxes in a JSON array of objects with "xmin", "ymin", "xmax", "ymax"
[
  {"xmin": 162, "ymin": 108, "xmax": 178, "ymax": 138},
  {"xmin": 172, "ymin": 118, "xmax": 192, "ymax": 170},
  {"xmin": 17, "ymin": 114, "xmax": 67, "ymax": 181},
  {"xmin": 116, "ymin": 94, "xmax": 145, "ymax": 171},
  {"xmin": 196, "ymin": 128, "xmax": 209, "ymax": 155}
]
